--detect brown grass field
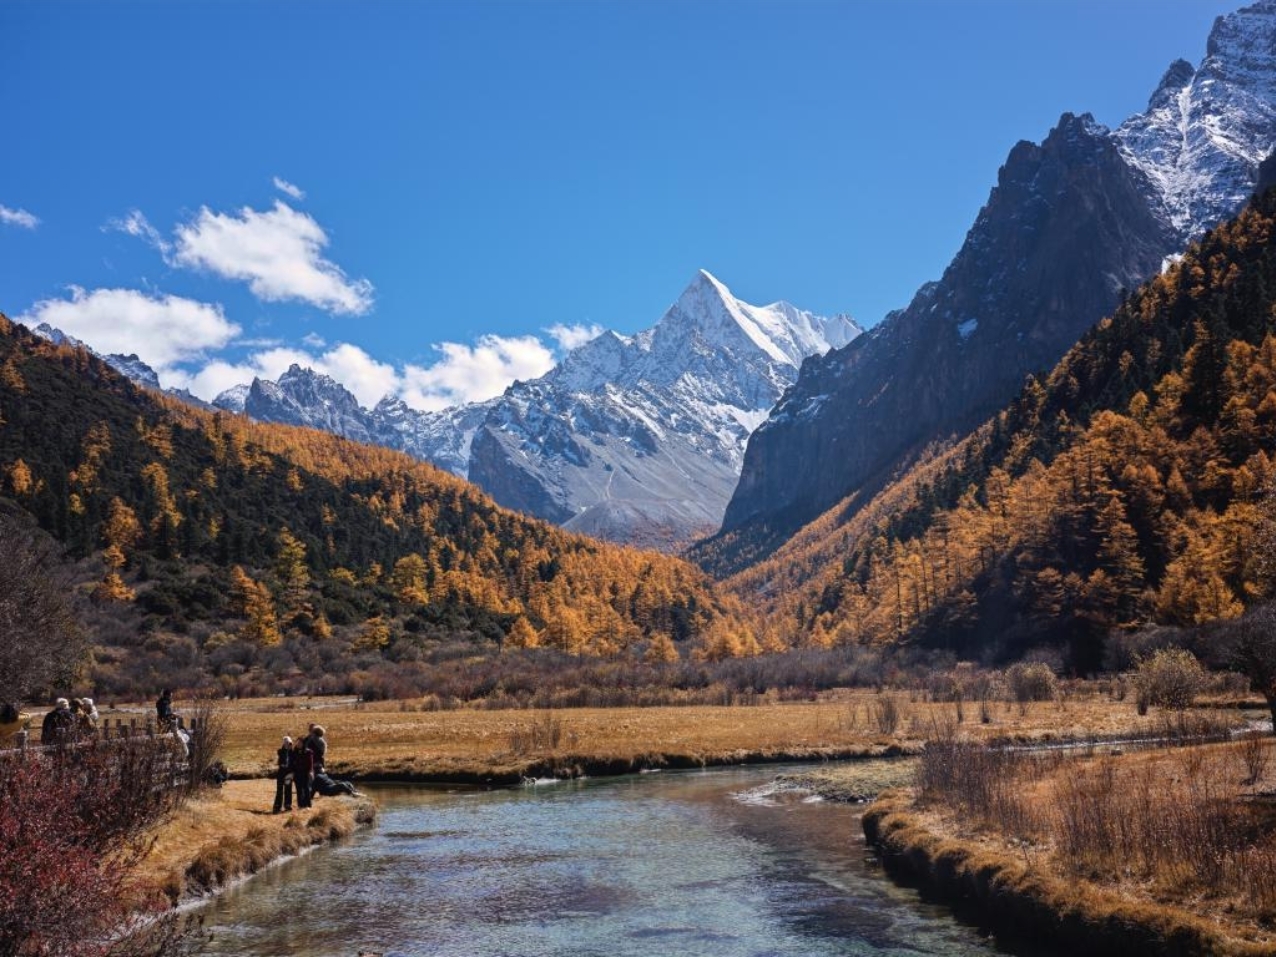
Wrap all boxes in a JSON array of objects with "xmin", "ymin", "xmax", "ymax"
[
  {"xmin": 867, "ymin": 735, "xmax": 1276, "ymax": 955},
  {"xmin": 157, "ymin": 687, "xmax": 1255, "ymax": 781}
]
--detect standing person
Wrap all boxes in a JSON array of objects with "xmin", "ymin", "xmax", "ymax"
[
  {"xmin": 76, "ymin": 698, "xmax": 100, "ymax": 735},
  {"xmin": 272, "ymin": 736, "xmax": 294, "ymax": 814},
  {"xmin": 40, "ymin": 698, "xmax": 74, "ymax": 744},
  {"xmin": 156, "ymin": 689, "xmax": 177, "ymax": 731},
  {"xmin": 291, "ymin": 736, "xmax": 314, "ymax": 809},
  {"xmin": 306, "ymin": 724, "xmax": 327, "ymax": 774}
]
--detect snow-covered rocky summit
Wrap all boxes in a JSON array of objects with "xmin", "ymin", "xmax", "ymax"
[
  {"xmin": 1117, "ymin": 0, "xmax": 1276, "ymax": 239},
  {"xmin": 32, "ymin": 323, "xmax": 162, "ymax": 390},
  {"xmin": 466, "ymin": 270, "xmax": 859, "ymax": 548},
  {"xmin": 199, "ymin": 269, "xmax": 856, "ymax": 547}
]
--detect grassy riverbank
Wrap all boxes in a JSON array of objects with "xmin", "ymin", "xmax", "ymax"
[
  {"xmin": 135, "ymin": 780, "xmax": 377, "ymax": 904},
  {"xmin": 862, "ymin": 737, "xmax": 1276, "ymax": 956},
  {"xmin": 197, "ymin": 688, "xmax": 1246, "ymax": 783}
]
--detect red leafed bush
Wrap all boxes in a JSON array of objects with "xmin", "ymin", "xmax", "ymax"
[{"xmin": 0, "ymin": 739, "xmax": 188, "ymax": 957}]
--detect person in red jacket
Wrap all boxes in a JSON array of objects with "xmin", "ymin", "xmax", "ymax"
[{"xmin": 291, "ymin": 736, "xmax": 314, "ymax": 809}]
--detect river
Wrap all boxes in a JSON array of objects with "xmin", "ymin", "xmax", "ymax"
[{"xmin": 196, "ymin": 764, "xmax": 1003, "ymax": 957}]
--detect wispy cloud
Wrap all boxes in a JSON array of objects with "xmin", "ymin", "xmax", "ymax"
[
  {"xmin": 104, "ymin": 209, "xmax": 169, "ymax": 253},
  {"xmin": 19, "ymin": 287, "xmax": 240, "ymax": 373},
  {"xmin": 0, "ymin": 205, "xmax": 40, "ymax": 229},
  {"xmin": 272, "ymin": 176, "xmax": 306, "ymax": 201}
]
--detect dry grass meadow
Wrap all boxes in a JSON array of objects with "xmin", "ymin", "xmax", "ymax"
[
  {"xmin": 157, "ymin": 685, "xmax": 1256, "ymax": 781},
  {"xmin": 134, "ymin": 779, "xmax": 376, "ymax": 904},
  {"xmin": 871, "ymin": 732, "xmax": 1276, "ymax": 953}
]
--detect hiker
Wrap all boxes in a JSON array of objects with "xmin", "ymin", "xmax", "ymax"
[
  {"xmin": 291, "ymin": 735, "xmax": 314, "ymax": 809},
  {"xmin": 0, "ymin": 704, "xmax": 29, "ymax": 747},
  {"xmin": 40, "ymin": 698, "xmax": 74, "ymax": 744},
  {"xmin": 272, "ymin": 735, "xmax": 295, "ymax": 813},
  {"xmin": 156, "ymin": 689, "xmax": 178, "ymax": 731},
  {"xmin": 306, "ymin": 724, "xmax": 327, "ymax": 773}
]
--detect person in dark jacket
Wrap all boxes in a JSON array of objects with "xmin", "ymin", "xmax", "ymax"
[
  {"xmin": 291, "ymin": 736, "xmax": 314, "ymax": 809},
  {"xmin": 306, "ymin": 724, "xmax": 327, "ymax": 772},
  {"xmin": 272, "ymin": 735, "xmax": 294, "ymax": 813},
  {"xmin": 156, "ymin": 689, "xmax": 177, "ymax": 731},
  {"xmin": 40, "ymin": 698, "xmax": 74, "ymax": 745}
]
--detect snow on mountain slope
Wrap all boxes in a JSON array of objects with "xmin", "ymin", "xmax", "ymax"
[
  {"xmin": 467, "ymin": 270, "xmax": 860, "ymax": 548},
  {"xmin": 1116, "ymin": 0, "xmax": 1276, "ymax": 239}
]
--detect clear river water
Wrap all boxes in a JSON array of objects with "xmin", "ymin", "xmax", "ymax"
[{"xmin": 195, "ymin": 765, "xmax": 1005, "ymax": 957}]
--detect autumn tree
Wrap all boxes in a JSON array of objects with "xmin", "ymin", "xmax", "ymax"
[
  {"xmin": 390, "ymin": 553, "xmax": 430, "ymax": 605},
  {"xmin": 229, "ymin": 565, "xmax": 281, "ymax": 647}
]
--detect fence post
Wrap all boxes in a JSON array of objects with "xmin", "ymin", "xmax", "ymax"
[{"xmin": 15, "ymin": 729, "xmax": 27, "ymax": 753}]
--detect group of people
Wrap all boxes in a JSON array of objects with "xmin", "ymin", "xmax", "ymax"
[
  {"xmin": 38, "ymin": 697, "xmax": 99, "ymax": 743},
  {"xmin": 273, "ymin": 724, "xmax": 358, "ymax": 812}
]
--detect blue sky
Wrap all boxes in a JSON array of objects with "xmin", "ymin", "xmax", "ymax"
[{"xmin": 0, "ymin": 0, "xmax": 1240, "ymax": 410}]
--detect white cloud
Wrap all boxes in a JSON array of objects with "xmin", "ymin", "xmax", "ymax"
[
  {"xmin": 104, "ymin": 209, "xmax": 169, "ymax": 252},
  {"xmin": 20, "ymin": 287, "xmax": 240, "ymax": 372},
  {"xmin": 399, "ymin": 334, "xmax": 557, "ymax": 412},
  {"xmin": 272, "ymin": 177, "xmax": 306, "ymax": 201},
  {"xmin": 173, "ymin": 342, "xmax": 398, "ymax": 408},
  {"xmin": 545, "ymin": 322, "xmax": 604, "ymax": 352},
  {"xmin": 177, "ymin": 331, "xmax": 557, "ymax": 412},
  {"xmin": 171, "ymin": 200, "xmax": 373, "ymax": 315},
  {"xmin": 0, "ymin": 205, "xmax": 40, "ymax": 229},
  {"xmin": 314, "ymin": 343, "xmax": 400, "ymax": 407},
  {"xmin": 301, "ymin": 332, "xmax": 327, "ymax": 348}
]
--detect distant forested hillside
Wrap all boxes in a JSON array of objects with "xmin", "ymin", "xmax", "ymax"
[
  {"xmin": 718, "ymin": 188, "xmax": 1276, "ymax": 671},
  {"xmin": 0, "ymin": 318, "xmax": 739, "ymax": 695}
]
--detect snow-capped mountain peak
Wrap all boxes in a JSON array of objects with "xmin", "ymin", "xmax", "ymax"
[
  {"xmin": 213, "ymin": 383, "xmax": 250, "ymax": 413},
  {"xmin": 466, "ymin": 270, "xmax": 861, "ymax": 546},
  {"xmin": 661, "ymin": 269, "xmax": 856, "ymax": 368},
  {"xmin": 1117, "ymin": 0, "xmax": 1276, "ymax": 239}
]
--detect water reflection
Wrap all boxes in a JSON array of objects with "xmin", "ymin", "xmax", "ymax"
[{"xmin": 197, "ymin": 766, "xmax": 1000, "ymax": 957}]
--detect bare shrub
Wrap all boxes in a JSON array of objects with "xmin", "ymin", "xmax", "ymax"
[
  {"xmin": 0, "ymin": 737, "xmax": 190, "ymax": 955},
  {"xmin": 0, "ymin": 515, "xmax": 85, "ymax": 704},
  {"xmin": 1135, "ymin": 648, "xmax": 1207, "ymax": 711},
  {"xmin": 1235, "ymin": 731, "xmax": 1270, "ymax": 786},
  {"xmin": 507, "ymin": 711, "xmax": 564, "ymax": 755},
  {"xmin": 1050, "ymin": 748, "xmax": 1244, "ymax": 890},
  {"xmin": 872, "ymin": 693, "xmax": 903, "ymax": 735},
  {"xmin": 1006, "ymin": 662, "xmax": 1056, "ymax": 703},
  {"xmin": 917, "ymin": 736, "xmax": 1038, "ymax": 838},
  {"xmin": 185, "ymin": 696, "xmax": 228, "ymax": 793}
]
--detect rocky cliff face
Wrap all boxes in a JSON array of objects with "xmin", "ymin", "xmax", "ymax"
[
  {"xmin": 467, "ymin": 271, "xmax": 859, "ymax": 548},
  {"xmin": 708, "ymin": 2, "xmax": 1276, "ymax": 572},
  {"xmin": 234, "ymin": 365, "xmax": 379, "ymax": 445},
  {"xmin": 718, "ymin": 114, "xmax": 1176, "ymax": 554}
]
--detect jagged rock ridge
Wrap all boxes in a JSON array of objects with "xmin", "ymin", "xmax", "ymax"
[{"xmin": 709, "ymin": 0, "xmax": 1276, "ymax": 573}]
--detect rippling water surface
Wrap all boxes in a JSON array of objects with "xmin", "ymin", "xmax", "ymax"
[{"xmin": 197, "ymin": 765, "xmax": 1002, "ymax": 956}]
